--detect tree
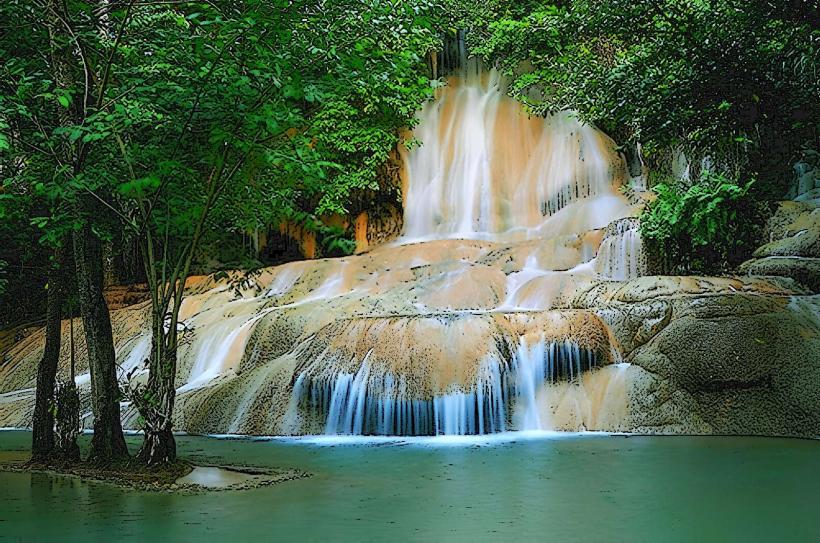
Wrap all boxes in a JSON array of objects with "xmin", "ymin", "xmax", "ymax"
[
  {"xmin": 30, "ymin": 246, "xmax": 67, "ymax": 463},
  {"xmin": 1, "ymin": 0, "xmax": 133, "ymax": 463},
  {"xmin": 114, "ymin": 0, "xmax": 440, "ymax": 465},
  {"xmin": 54, "ymin": 300, "xmax": 81, "ymax": 463},
  {"xmin": 4, "ymin": 0, "xmax": 440, "ymax": 466}
]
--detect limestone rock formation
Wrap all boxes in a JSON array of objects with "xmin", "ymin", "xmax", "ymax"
[
  {"xmin": 739, "ymin": 200, "xmax": 820, "ymax": 292},
  {"xmin": 3, "ymin": 265, "xmax": 817, "ymax": 438},
  {"xmin": 740, "ymin": 257, "xmax": 820, "ymax": 293},
  {"xmin": 571, "ymin": 277, "xmax": 820, "ymax": 437}
]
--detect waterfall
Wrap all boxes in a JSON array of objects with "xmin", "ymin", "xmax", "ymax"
[
  {"xmin": 179, "ymin": 304, "xmax": 272, "ymax": 392},
  {"xmin": 268, "ymin": 60, "xmax": 638, "ymax": 436},
  {"xmin": 400, "ymin": 62, "xmax": 629, "ymax": 243},
  {"xmin": 594, "ymin": 218, "xmax": 646, "ymax": 280},
  {"xmin": 0, "ymin": 52, "xmax": 643, "ymax": 437},
  {"xmin": 288, "ymin": 338, "xmax": 602, "ymax": 436},
  {"xmin": 274, "ymin": 61, "xmax": 640, "ymax": 436}
]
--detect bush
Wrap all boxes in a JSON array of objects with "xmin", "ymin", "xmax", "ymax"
[{"xmin": 640, "ymin": 171, "xmax": 762, "ymax": 274}]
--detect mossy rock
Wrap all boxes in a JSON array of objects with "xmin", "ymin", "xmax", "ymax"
[{"xmin": 629, "ymin": 294, "xmax": 820, "ymax": 437}]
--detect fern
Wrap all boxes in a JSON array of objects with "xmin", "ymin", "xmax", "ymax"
[{"xmin": 641, "ymin": 171, "xmax": 757, "ymax": 273}]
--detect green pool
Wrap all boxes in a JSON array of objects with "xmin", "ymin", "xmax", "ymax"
[{"xmin": 1, "ymin": 430, "xmax": 818, "ymax": 541}]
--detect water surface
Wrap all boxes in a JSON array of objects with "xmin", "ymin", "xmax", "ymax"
[{"xmin": 1, "ymin": 430, "xmax": 817, "ymax": 541}]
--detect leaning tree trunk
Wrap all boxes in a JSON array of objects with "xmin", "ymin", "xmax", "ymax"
[
  {"xmin": 30, "ymin": 247, "xmax": 66, "ymax": 464},
  {"xmin": 73, "ymin": 223, "xmax": 129, "ymax": 464},
  {"xmin": 137, "ymin": 337, "xmax": 178, "ymax": 466}
]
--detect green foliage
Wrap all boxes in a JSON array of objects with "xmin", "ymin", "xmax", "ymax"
[
  {"xmin": 319, "ymin": 226, "xmax": 357, "ymax": 257},
  {"xmin": 640, "ymin": 172, "xmax": 759, "ymax": 273},
  {"xmin": 0, "ymin": 0, "xmax": 442, "ymax": 284},
  {"xmin": 2, "ymin": 0, "xmax": 812, "ymax": 285},
  {"xmin": 0, "ymin": 177, "xmax": 53, "ymax": 324},
  {"xmin": 171, "ymin": 0, "xmax": 442, "ymax": 241},
  {"xmin": 445, "ymin": 0, "xmax": 816, "ymax": 271},
  {"xmin": 0, "ymin": 259, "xmax": 7, "ymax": 296}
]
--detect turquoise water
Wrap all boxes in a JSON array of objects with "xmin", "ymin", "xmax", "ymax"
[{"xmin": 1, "ymin": 430, "xmax": 818, "ymax": 541}]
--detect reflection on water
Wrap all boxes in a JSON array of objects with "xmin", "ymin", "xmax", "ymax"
[
  {"xmin": 176, "ymin": 466, "xmax": 258, "ymax": 489},
  {"xmin": 1, "ymin": 430, "xmax": 819, "ymax": 541}
]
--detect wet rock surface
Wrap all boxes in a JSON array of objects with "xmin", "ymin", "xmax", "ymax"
[
  {"xmin": 739, "ymin": 257, "xmax": 820, "ymax": 293},
  {"xmin": 5, "ymin": 270, "xmax": 816, "ymax": 438},
  {"xmin": 572, "ymin": 279, "xmax": 820, "ymax": 437}
]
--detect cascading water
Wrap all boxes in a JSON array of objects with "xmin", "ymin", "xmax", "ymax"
[
  {"xmin": 288, "ymin": 339, "xmax": 603, "ymax": 436},
  {"xmin": 182, "ymin": 59, "xmax": 640, "ymax": 436},
  {"xmin": 400, "ymin": 60, "xmax": 632, "ymax": 243},
  {"xmin": 593, "ymin": 218, "xmax": 646, "ymax": 280},
  {"xmin": 0, "ymin": 52, "xmax": 646, "ymax": 437}
]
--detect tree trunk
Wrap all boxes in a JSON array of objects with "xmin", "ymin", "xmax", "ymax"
[
  {"xmin": 54, "ymin": 314, "xmax": 81, "ymax": 462},
  {"xmin": 54, "ymin": 380, "xmax": 81, "ymax": 462},
  {"xmin": 30, "ymin": 247, "xmax": 66, "ymax": 464},
  {"xmin": 102, "ymin": 239, "xmax": 118, "ymax": 288},
  {"xmin": 138, "ymin": 423, "xmax": 176, "ymax": 466},
  {"xmin": 137, "ymin": 344, "xmax": 177, "ymax": 466},
  {"xmin": 73, "ymin": 223, "xmax": 129, "ymax": 464}
]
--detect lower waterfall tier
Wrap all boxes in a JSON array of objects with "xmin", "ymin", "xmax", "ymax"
[{"xmin": 289, "ymin": 341, "xmax": 604, "ymax": 436}]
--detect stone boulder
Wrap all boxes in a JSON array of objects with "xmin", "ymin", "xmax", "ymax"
[
  {"xmin": 573, "ymin": 278, "xmax": 820, "ymax": 437},
  {"xmin": 740, "ymin": 200, "xmax": 820, "ymax": 292},
  {"xmin": 739, "ymin": 257, "xmax": 820, "ymax": 293}
]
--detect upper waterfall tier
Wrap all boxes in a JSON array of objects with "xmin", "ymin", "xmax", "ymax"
[{"xmin": 400, "ymin": 66, "xmax": 632, "ymax": 243}]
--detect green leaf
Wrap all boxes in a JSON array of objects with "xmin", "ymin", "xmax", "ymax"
[{"xmin": 117, "ymin": 175, "xmax": 161, "ymax": 199}]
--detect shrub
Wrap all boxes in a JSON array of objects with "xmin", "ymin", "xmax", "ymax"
[{"xmin": 640, "ymin": 171, "xmax": 761, "ymax": 273}]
